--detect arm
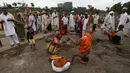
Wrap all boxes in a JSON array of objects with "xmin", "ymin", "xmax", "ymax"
[
  {"xmin": 13, "ymin": 19, "xmax": 24, "ymax": 24},
  {"xmin": 0, "ymin": 20, "xmax": 4, "ymax": 24},
  {"xmin": 69, "ymin": 36, "xmax": 81, "ymax": 46},
  {"xmin": 86, "ymin": 5, "xmax": 94, "ymax": 33},
  {"xmin": 0, "ymin": 15, "xmax": 4, "ymax": 24}
]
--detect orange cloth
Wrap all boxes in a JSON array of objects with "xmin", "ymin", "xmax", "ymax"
[
  {"xmin": 50, "ymin": 55, "xmax": 62, "ymax": 60},
  {"xmin": 74, "ymin": 15, "xmax": 78, "ymax": 21},
  {"xmin": 53, "ymin": 57, "xmax": 68, "ymax": 67},
  {"xmin": 79, "ymin": 33, "xmax": 92, "ymax": 53},
  {"xmin": 108, "ymin": 31, "xmax": 119, "ymax": 40},
  {"xmin": 108, "ymin": 31, "xmax": 115, "ymax": 37}
]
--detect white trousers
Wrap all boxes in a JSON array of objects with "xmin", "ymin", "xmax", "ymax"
[
  {"xmin": 82, "ymin": 30, "xmax": 86, "ymax": 37},
  {"xmin": 7, "ymin": 34, "xmax": 19, "ymax": 45},
  {"xmin": 41, "ymin": 24, "xmax": 44, "ymax": 31},
  {"xmin": 51, "ymin": 61, "xmax": 70, "ymax": 72}
]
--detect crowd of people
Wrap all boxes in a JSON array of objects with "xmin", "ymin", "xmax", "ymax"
[
  {"xmin": 0, "ymin": 5, "xmax": 130, "ymax": 72},
  {"xmin": 0, "ymin": 7, "xmax": 102, "ymax": 47}
]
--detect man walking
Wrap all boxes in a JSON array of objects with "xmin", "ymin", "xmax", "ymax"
[
  {"xmin": 93, "ymin": 12, "xmax": 99, "ymax": 32},
  {"xmin": 0, "ymin": 8, "xmax": 19, "ymax": 47}
]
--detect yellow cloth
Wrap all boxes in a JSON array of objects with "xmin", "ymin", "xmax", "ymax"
[
  {"xmin": 29, "ymin": 39, "xmax": 35, "ymax": 45},
  {"xmin": 47, "ymin": 43, "xmax": 58, "ymax": 54}
]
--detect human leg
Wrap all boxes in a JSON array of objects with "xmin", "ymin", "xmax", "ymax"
[
  {"xmin": 12, "ymin": 34, "xmax": 20, "ymax": 44},
  {"xmin": 71, "ymin": 54, "xmax": 81, "ymax": 64},
  {"xmin": 92, "ymin": 24, "xmax": 96, "ymax": 32},
  {"xmin": 32, "ymin": 39, "xmax": 36, "ymax": 50},
  {"xmin": 82, "ymin": 30, "xmax": 86, "ymax": 37},
  {"xmin": 41, "ymin": 24, "xmax": 44, "ymax": 31}
]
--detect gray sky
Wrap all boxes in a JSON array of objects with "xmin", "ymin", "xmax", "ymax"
[{"xmin": 0, "ymin": 0, "xmax": 129, "ymax": 10}]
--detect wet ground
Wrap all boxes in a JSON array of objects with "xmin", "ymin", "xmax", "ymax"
[{"xmin": 0, "ymin": 30, "xmax": 130, "ymax": 73}]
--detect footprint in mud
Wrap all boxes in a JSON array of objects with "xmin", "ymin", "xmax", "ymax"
[
  {"xmin": 96, "ymin": 52, "xmax": 110, "ymax": 60},
  {"xmin": 115, "ymin": 47, "xmax": 130, "ymax": 59}
]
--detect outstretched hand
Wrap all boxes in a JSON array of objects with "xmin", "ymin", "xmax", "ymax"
[
  {"xmin": 0, "ymin": 20, "xmax": 5, "ymax": 23},
  {"xmin": 7, "ymin": 19, "xmax": 14, "ymax": 21}
]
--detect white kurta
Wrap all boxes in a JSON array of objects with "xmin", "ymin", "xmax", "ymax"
[
  {"xmin": 124, "ymin": 15, "xmax": 130, "ymax": 29},
  {"xmin": 118, "ymin": 12, "xmax": 128, "ymax": 35},
  {"xmin": 0, "ymin": 13, "xmax": 19, "ymax": 45},
  {"xmin": 93, "ymin": 14, "xmax": 99, "ymax": 25},
  {"xmin": 69, "ymin": 14, "xmax": 75, "ymax": 28},
  {"xmin": 124, "ymin": 15, "xmax": 130, "ymax": 35},
  {"xmin": 42, "ymin": 14, "xmax": 48, "ymax": 26},
  {"xmin": 37, "ymin": 15, "xmax": 42, "ymax": 29},
  {"xmin": 118, "ymin": 12, "xmax": 128, "ymax": 26},
  {"xmin": 110, "ymin": 16, "xmax": 115, "ymax": 31},
  {"xmin": 101, "ymin": 14, "xmax": 115, "ymax": 32},
  {"xmin": 52, "ymin": 12, "xmax": 59, "ymax": 27},
  {"xmin": 29, "ymin": 15, "xmax": 36, "ymax": 31},
  {"xmin": 0, "ymin": 13, "xmax": 16, "ymax": 36},
  {"xmin": 62, "ymin": 16, "xmax": 68, "ymax": 25},
  {"xmin": 82, "ymin": 18, "xmax": 88, "ymax": 36},
  {"xmin": 42, "ymin": 14, "xmax": 48, "ymax": 31}
]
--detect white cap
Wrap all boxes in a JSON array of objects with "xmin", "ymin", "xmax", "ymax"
[
  {"xmin": 109, "ymin": 11, "xmax": 114, "ymax": 14},
  {"xmin": 71, "ymin": 11, "xmax": 74, "ymax": 13},
  {"xmin": 122, "ymin": 7, "xmax": 128, "ymax": 10}
]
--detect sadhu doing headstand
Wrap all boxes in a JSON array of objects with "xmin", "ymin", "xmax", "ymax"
[{"xmin": 69, "ymin": 5, "xmax": 93, "ymax": 64}]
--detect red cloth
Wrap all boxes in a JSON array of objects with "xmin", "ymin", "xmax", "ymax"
[
  {"xmin": 78, "ymin": 19, "xmax": 83, "ymax": 37},
  {"xmin": 60, "ymin": 27, "xmax": 66, "ymax": 35}
]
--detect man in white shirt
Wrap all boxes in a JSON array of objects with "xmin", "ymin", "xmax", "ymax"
[
  {"xmin": 82, "ymin": 12, "xmax": 89, "ymax": 37},
  {"xmin": 118, "ymin": 7, "xmax": 128, "ymax": 26},
  {"xmin": 101, "ymin": 11, "xmax": 115, "ymax": 33},
  {"xmin": 93, "ymin": 12, "xmax": 99, "ymax": 32},
  {"xmin": 42, "ymin": 11, "xmax": 48, "ymax": 32},
  {"xmin": 62, "ymin": 14, "xmax": 68, "ymax": 26},
  {"xmin": 118, "ymin": 7, "xmax": 129, "ymax": 36},
  {"xmin": 52, "ymin": 10, "xmax": 59, "ymax": 30},
  {"xmin": 0, "ymin": 8, "xmax": 19, "ymax": 47},
  {"xmin": 69, "ymin": 11, "xmax": 75, "ymax": 31},
  {"xmin": 28, "ymin": 13, "xmax": 36, "ymax": 32},
  {"xmin": 124, "ymin": 11, "xmax": 130, "ymax": 36},
  {"xmin": 62, "ymin": 14, "xmax": 68, "ymax": 34}
]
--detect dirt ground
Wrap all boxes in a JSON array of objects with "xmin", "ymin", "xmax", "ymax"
[
  {"xmin": 0, "ymin": 35, "xmax": 5, "ymax": 39},
  {"xmin": 0, "ymin": 30, "xmax": 130, "ymax": 73}
]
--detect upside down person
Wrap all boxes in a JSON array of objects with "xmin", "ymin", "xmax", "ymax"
[
  {"xmin": 47, "ymin": 32, "xmax": 62, "ymax": 54},
  {"xmin": 69, "ymin": 5, "xmax": 93, "ymax": 64}
]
